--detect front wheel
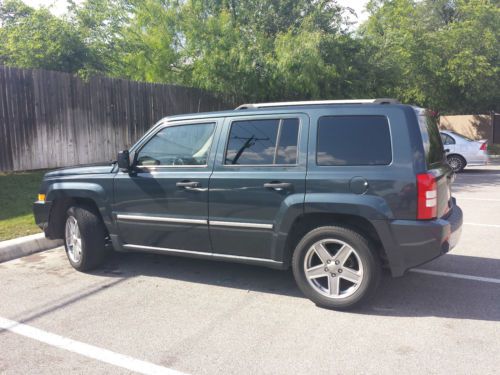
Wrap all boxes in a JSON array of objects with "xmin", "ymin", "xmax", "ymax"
[
  {"xmin": 64, "ymin": 205, "xmax": 107, "ymax": 271},
  {"xmin": 292, "ymin": 226, "xmax": 381, "ymax": 310}
]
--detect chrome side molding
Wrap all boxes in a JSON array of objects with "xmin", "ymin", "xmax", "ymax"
[
  {"xmin": 116, "ymin": 214, "xmax": 273, "ymax": 230},
  {"xmin": 116, "ymin": 214, "xmax": 207, "ymax": 225},
  {"xmin": 209, "ymin": 220, "xmax": 273, "ymax": 229}
]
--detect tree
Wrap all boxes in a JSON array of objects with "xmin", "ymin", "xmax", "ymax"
[
  {"xmin": 0, "ymin": 0, "xmax": 91, "ymax": 73},
  {"xmin": 67, "ymin": 0, "xmax": 132, "ymax": 76},
  {"xmin": 105, "ymin": 0, "xmax": 357, "ymax": 101},
  {"xmin": 361, "ymin": 0, "xmax": 500, "ymax": 113}
]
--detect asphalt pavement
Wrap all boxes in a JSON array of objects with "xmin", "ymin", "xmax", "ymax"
[{"xmin": 1, "ymin": 163, "xmax": 499, "ymax": 375}]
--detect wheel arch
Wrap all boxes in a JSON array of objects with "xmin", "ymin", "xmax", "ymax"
[
  {"xmin": 46, "ymin": 184, "xmax": 110, "ymax": 239},
  {"xmin": 279, "ymin": 212, "xmax": 387, "ymax": 268}
]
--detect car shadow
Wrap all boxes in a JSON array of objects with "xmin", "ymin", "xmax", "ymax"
[
  {"xmin": 460, "ymin": 168, "xmax": 500, "ymax": 174},
  {"xmin": 452, "ymin": 167, "xmax": 500, "ymax": 193},
  {"xmin": 95, "ymin": 251, "xmax": 500, "ymax": 322}
]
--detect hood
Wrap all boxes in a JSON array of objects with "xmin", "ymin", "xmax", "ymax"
[{"xmin": 45, "ymin": 162, "xmax": 115, "ymax": 178}]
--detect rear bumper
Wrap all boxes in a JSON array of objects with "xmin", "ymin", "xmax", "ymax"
[
  {"xmin": 467, "ymin": 152, "xmax": 489, "ymax": 165},
  {"xmin": 374, "ymin": 200, "xmax": 463, "ymax": 277}
]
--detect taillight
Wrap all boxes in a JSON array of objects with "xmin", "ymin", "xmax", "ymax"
[
  {"xmin": 417, "ymin": 173, "xmax": 437, "ymax": 220},
  {"xmin": 480, "ymin": 142, "xmax": 487, "ymax": 151}
]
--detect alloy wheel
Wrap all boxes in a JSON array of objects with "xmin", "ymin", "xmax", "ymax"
[
  {"xmin": 303, "ymin": 239, "xmax": 364, "ymax": 299},
  {"xmin": 65, "ymin": 216, "xmax": 82, "ymax": 263}
]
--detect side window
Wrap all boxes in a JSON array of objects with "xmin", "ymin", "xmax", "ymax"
[
  {"xmin": 225, "ymin": 118, "xmax": 299, "ymax": 165},
  {"xmin": 276, "ymin": 118, "xmax": 299, "ymax": 164},
  {"xmin": 136, "ymin": 123, "xmax": 215, "ymax": 166},
  {"xmin": 317, "ymin": 116, "xmax": 392, "ymax": 166},
  {"xmin": 441, "ymin": 134, "xmax": 455, "ymax": 145}
]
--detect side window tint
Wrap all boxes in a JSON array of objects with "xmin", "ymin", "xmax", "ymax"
[
  {"xmin": 225, "ymin": 118, "xmax": 299, "ymax": 165},
  {"xmin": 417, "ymin": 113, "xmax": 444, "ymax": 167},
  {"xmin": 137, "ymin": 123, "xmax": 215, "ymax": 166},
  {"xmin": 317, "ymin": 116, "xmax": 392, "ymax": 166},
  {"xmin": 276, "ymin": 118, "xmax": 299, "ymax": 164}
]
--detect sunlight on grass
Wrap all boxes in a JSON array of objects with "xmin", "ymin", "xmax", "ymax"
[{"xmin": 0, "ymin": 170, "xmax": 47, "ymax": 241}]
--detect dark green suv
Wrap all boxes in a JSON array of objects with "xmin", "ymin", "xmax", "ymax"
[{"xmin": 34, "ymin": 99, "xmax": 463, "ymax": 309}]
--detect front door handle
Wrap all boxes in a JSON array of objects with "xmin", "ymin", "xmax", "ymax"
[
  {"xmin": 263, "ymin": 182, "xmax": 292, "ymax": 190},
  {"xmin": 176, "ymin": 181, "xmax": 200, "ymax": 188}
]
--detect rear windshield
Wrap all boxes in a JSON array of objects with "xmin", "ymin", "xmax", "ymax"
[
  {"xmin": 449, "ymin": 131, "xmax": 475, "ymax": 142},
  {"xmin": 417, "ymin": 111, "xmax": 444, "ymax": 167}
]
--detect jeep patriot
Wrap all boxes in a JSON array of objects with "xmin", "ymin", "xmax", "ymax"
[{"xmin": 34, "ymin": 99, "xmax": 463, "ymax": 309}]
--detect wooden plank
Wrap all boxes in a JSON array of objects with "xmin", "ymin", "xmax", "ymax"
[{"xmin": 0, "ymin": 67, "xmax": 13, "ymax": 170}]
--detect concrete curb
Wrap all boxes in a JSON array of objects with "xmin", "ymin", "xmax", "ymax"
[{"xmin": 0, "ymin": 233, "xmax": 63, "ymax": 263}]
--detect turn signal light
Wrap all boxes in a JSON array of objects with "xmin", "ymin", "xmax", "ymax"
[
  {"xmin": 417, "ymin": 173, "xmax": 437, "ymax": 220},
  {"xmin": 38, "ymin": 194, "xmax": 46, "ymax": 202}
]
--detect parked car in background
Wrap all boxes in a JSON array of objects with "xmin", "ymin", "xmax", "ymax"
[
  {"xmin": 440, "ymin": 130, "xmax": 489, "ymax": 172},
  {"xmin": 34, "ymin": 99, "xmax": 463, "ymax": 310}
]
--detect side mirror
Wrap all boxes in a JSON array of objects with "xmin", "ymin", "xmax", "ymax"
[{"xmin": 117, "ymin": 150, "xmax": 130, "ymax": 171}]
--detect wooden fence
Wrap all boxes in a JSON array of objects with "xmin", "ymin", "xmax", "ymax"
[{"xmin": 0, "ymin": 65, "xmax": 232, "ymax": 172}]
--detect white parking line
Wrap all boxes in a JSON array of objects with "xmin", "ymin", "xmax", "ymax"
[
  {"xmin": 464, "ymin": 222, "xmax": 500, "ymax": 228},
  {"xmin": 410, "ymin": 269, "xmax": 500, "ymax": 284},
  {"xmin": 0, "ymin": 317, "xmax": 186, "ymax": 375}
]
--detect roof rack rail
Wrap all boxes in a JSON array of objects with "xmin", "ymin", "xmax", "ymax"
[{"xmin": 235, "ymin": 98, "xmax": 400, "ymax": 110}]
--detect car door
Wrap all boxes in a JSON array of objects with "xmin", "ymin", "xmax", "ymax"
[
  {"xmin": 208, "ymin": 114, "xmax": 308, "ymax": 260},
  {"xmin": 113, "ymin": 120, "xmax": 219, "ymax": 253}
]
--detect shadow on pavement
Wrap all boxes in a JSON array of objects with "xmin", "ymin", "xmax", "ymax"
[
  {"xmin": 460, "ymin": 168, "xmax": 500, "ymax": 174},
  {"xmin": 453, "ymin": 167, "xmax": 500, "ymax": 193},
  {"xmin": 92, "ymin": 251, "xmax": 500, "ymax": 322}
]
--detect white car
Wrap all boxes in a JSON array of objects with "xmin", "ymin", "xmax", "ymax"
[{"xmin": 440, "ymin": 130, "xmax": 489, "ymax": 172}]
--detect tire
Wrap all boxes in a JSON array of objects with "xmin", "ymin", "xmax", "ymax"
[
  {"xmin": 447, "ymin": 154, "xmax": 466, "ymax": 173},
  {"xmin": 292, "ymin": 226, "xmax": 381, "ymax": 310},
  {"xmin": 64, "ymin": 205, "xmax": 107, "ymax": 271}
]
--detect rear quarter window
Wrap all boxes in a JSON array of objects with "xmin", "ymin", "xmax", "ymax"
[
  {"xmin": 417, "ymin": 112, "xmax": 444, "ymax": 167},
  {"xmin": 316, "ymin": 115, "xmax": 392, "ymax": 166}
]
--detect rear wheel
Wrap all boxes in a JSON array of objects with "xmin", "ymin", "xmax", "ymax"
[
  {"xmin": 64, "ymin": 205, "xmax": 107, "ymax": 271},
  {"xmin": 292, "ymin": 226, "xmax": 381, "ymax": 310},
  {"xmin": 447, "ymin": 154, "xmax": 466, "ymax": 173}
]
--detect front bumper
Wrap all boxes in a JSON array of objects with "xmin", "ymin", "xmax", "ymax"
[
  {"xmin": 374, "ymin": 199, "xmax": 463, "ymax": 277},
  {"xmin": 33, "ymin": 200, "xmax": 52, "ymax": 234}
]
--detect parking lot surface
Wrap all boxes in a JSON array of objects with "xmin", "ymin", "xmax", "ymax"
[{"xmin": 1, "ymin": 164, "xmax": 500, "ymax": 374}]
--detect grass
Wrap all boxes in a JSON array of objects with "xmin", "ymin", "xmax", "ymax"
[{"xmin": 0, "ymin": 170, "xmax": 47, "ymax": 241}]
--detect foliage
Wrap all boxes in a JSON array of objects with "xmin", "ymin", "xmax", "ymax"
[
  {"xmin": 0, "ymin": 0, "xmax": 90, "ymax": 73},
  {"xmin": 67, "ymin": 0, "xmax": 132, "ymax": 77},
  {"xmin": 361, "ymin": 0, "xmax": 500, "ymax": 113},
  {"xmin": 0, "ymin": 0, "xmax": 498, "ymax": 113}
]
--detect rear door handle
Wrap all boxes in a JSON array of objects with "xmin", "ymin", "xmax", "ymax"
[
  {"xmin": 263, "ymin": 182, "xmax": 292, "ymax": 190},
  {"xmin": 176, "ymin": 181, "xmax": 200, "ymax": 188}
]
